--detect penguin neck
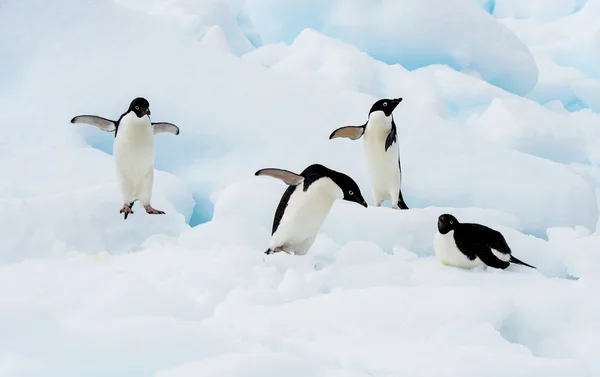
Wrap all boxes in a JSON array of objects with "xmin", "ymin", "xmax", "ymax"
[
  {"xmin": 366, "ymin": 111, "xmax": 392, "ymax": 133},
  {"xmin": 307, "ymin": 178, "xmax": 344, "ymax": 202},
  {"xmin": 123, "ymin": 112, "xmax": 150, "ymax": 126}
]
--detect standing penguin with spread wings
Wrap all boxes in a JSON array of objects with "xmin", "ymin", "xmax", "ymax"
[
  {"xmin": 329, "ymin": 98, "xmax": 409, "ymax": 210},
  {"xmin": 70, "ymin": 97, "xmax": 179, "ymax": 219},
  {"xmin": 255, "ymin": 164, "xmax": 368, "ymax": 255}
]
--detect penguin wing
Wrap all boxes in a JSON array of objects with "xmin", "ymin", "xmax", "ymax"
[
  {"xmin": 70, "ymin": 115, "xmax": 116, "ymax": 132},
  {"xmin": 474, "ymin": 246, "xmax": 510, "ymax": 269},
  {"xmin": 255, "ymin": 168, "xmax": 305, "ymax": 186},
  {"xmin": 152, "ymin": 122, "xmax": 180, "ymax": 135},
  {"xmin": 454, "ymin": 224, "xmax": 511, "ymax": 269},
  {"xmin": 385, "ymin": 119, "xmax": 397, "ymax": 151},
  {"xmin": 271, "ymin": 185, "xmax": 295, "ymax": 234},
  {"xmin": 329, "ymin": 125, "xmax": 365, "ymax": 140}
]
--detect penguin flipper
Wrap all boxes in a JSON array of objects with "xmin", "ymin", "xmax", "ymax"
[
  {"xmin": 255, "ymin": 168, "xmax": 305, "ymax": 186},
  {"xmin": 70, "ymin": 115, "xmax": 116, "ymax": 132},
  {"xmin": 329, "ymin": 125, "xmax": 365, "ymax": 140},
  {"xmin": 385, "ymin": 119, "xmax": 397, "ymax": 151},
  {"xmin": 152, "ymin": 122, "xmax": 180, "ymax": 135},
  {"xmin": 475, "ymin": 246, "xmax": 510, "ymax": 269}
]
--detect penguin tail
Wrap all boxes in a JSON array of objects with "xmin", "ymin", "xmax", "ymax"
[
  {"xmin": 398, "ymin": 190, "xmax": 409, "ymax": 210},
  {"xmin": 398, "ymin": 200, "xmax": 409, "ymax": 210},
  {"xmin": 265, "ymin": 249, "xmax": 273, "ymax": 255},
  {"xmin": 510, "ymin": 255, "xmax": 536, "ymax": 269}
]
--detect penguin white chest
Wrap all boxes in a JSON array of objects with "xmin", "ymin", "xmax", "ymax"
[
  {"xmin": 363, "ymin": 114, "xmax": 400, "ymax": 195},
  {"xmin": 433, "ymin": 230, "xmax": 485, "ymax": 269},
  {"xmin": 270, "ymin": 178, "xmax": 342, "ymax": 254},
  {"xmin": 113, "ymin": 114, "xmax": 155, "ymax": 178}
]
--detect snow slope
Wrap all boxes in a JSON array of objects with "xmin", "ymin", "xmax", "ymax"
[{"xmin": 1, "ymin": 0, "xmax": 600, "ymax": 376}]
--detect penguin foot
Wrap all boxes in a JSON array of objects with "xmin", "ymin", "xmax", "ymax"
[
  {"xmin": 120, "ymin": 204, "xmax": 134, "ymax": 220},
  {"xmin": 265, "ymin": 247, "xmax": 290, "ymax": 255},
  {"xmin": 144, "ymin": 205, "xmax": 165, "ymax": 215}
]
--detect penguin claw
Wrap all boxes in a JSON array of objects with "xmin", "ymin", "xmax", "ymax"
[
  {"xmin": 119, "ymin": 204, "xmax": 134, "ymax": 220},
  {"xmin": 144, "ymin": 205, "xmax": 165, "ymax": 215}
]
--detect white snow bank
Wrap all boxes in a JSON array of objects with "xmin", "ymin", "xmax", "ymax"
[
  {"xmin": 156, "ymin": 351, "xmax": 321, "ymax": 377},
  {"xmin": 399, "ymin": 114, "xmax": 598, "ymax": 233},
  {"xmin": 0, "ymin": 144, "xmax": 193, "ymax": 264},
  {"xmin": 492, "ymin": 0, "xmax": 587, "ymax": 21},
  {"xmin": 466, "ymin": 97, "xmax": 600, "ymax": 165},
  {"xmin": 242, "ymin": 29, "xmax": 445, "ymax": 117},
  {"xmin": 244, "ymin": 0, "xmax": 539, "ymax": 95},
  {"xmin": 0, "ymin": 230, "xmax": 597, "ymax": 377},
  {"xmin": 112, "ymin": 0, "xmax": 260, "ymax": 54},
  {"xmin": 498, "ymin": 1, "xmax": 600, "ymax": 79}
]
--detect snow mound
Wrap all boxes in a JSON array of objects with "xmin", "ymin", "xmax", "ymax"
[
  {"xmin": 244, "ymin": 0, "xmax": 539, "ymax": 95},
  {"xmin": 0, "ymin": 144, "xmax": 193, "ymax": 264},
  {"xmin": 243, "ymin": 29, "xmax": 445, "ymax": 117},
  {"xmin": 112, "ymin": 0, "xmax": 260, "ymax": 54},
  {"xmin": 466, "ymin": 97, "xmax": 600, "ymax": 165},
  {"xmin": 492, "ymin": 0, "xmax": 587, "ymax": 21}
]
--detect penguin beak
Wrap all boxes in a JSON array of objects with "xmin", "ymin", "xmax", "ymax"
[
  {"xmin": 145, "ymin": 108, "xmax": 151, "ymax": 115},
  {"xmin": 390, "ymin": 98, "xmax": 402, "ymax": 111},
  {"xmin": 359, "ymin": 198, "xmax": 368, "ymax": 208}
]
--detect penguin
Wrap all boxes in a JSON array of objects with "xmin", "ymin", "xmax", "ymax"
[
  {"xmin": 329, "ymin": 98, "xmax": 409, "ymax": 210},
  {"xmin": 255, "ymin": 164, "xmax": 368, "ymax": 255},
  {"xmin": 434, "ymin": 214, "xmax": 536, "ymax": 270},
  {"xmin": 70, "ymin": 97, "xmax": 179, "ymax": 219}
]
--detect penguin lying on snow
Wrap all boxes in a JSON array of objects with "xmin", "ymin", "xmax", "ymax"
[
  {"xmin": 71, "ymin": 97, "xmax": 179, "ymax": 220},
  {"xmin": 329, "ymin": 98, "xmax": 409, "ymax": 210},
  {"xmin": 255, "ymin": 164, "xmax": 368, "ymax": 255},
  {"xmin": 434, "ymin": 214, "xmax": 536, "ymax": 270}
]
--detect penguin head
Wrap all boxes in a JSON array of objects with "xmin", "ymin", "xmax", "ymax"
[
  {"xmin": 437, "ymin": 214, "xmax": 459, "ymax": 234},
  {"xmin": 329, "ymin": 171, "xmax": 368, "ymax": 208},
  {"xmin": 128, "ymin": 97, "xmax": 151, "ymax": 118},
  {"xmin": 369, "ymin": 98, "xmax": 402, "ymax": 117}
]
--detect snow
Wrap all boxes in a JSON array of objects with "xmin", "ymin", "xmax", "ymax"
[
  {"xmin": 2, "ymin": 0, "xmax": 600, "ymax": 376},
  {"xmin": 245, "ymin": 0, "xmax": 540, "ymax": 96}
]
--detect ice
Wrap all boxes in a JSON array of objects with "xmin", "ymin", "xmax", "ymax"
[
  {"xmin": 2, "ymin": 0, "xmax": 600, "ymax": 375},
  {"xmin": 466, "ymin": 97, "xmax": 600, "ymax": 165},
  {"xmin": 244, "ymin": 0, "xmax": 539, "ymax": 95},
  {"xmin": 112, "ymin": 0, "xmax": 258, "ymax": 55},
  {"xmin": 491, "ymin": 0, "xmax": 588, "ymax": 21}
]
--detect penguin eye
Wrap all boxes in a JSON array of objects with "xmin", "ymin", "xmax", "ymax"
[
  {"xmin": 383, "ymin": 102, "xmax": 388, "ymax": 107},
  {"xmin": 135, "ymin": 106, "xmax": 139, "ymax": 110},
  {"xmin": 348, "ymin": 190, "xmax": 354, "ymax": 195},
  {"xmin": 450, "ymin": 220, "xmax": 454, "ymax": 224}
]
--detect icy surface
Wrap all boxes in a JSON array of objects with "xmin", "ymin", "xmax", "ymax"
[
  {"xmin": 1, "ymin": 0, "xmax": 600, "ymax": 376},
  {"xmin": 244, "ymin": 0, "xmax": 539, "ymax": 95}
]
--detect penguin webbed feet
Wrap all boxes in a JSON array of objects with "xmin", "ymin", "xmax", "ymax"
[
  {"xmin": 265, "ymin": 247, "xmax": 291, "ymax": 255},
  {"xmin": 144, "ymin": 204, "xmax": 165, "ymax": 215},
  {"xmin": 120, "ymin": 202, "xmax": 135, "ymax": 220}
]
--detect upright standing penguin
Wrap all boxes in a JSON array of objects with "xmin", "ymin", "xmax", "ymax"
[
  {"xmin": 329, "ymin": 98, "xmax": 409, "ymax": 210},
  {"xmin": 434, "ymin": 214, "xmax": 536, "ymax": 270},
  {"xmin": 70, "ymin": 97, "xmax": 180, "ymax": 219},
  {"xmin": 255, "ymin": 164, "xmax": 368, "ymax": 255}
]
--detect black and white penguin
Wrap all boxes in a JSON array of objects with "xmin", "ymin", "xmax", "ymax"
[
  {"xmin": 434, "ymin": 214, "xmax": 536, "ymax": 270},
  {"xmin": 70, "ymin": 97, "xmax": 179, "ymax": 219},
  {"xmin": 255, "ymin": 164, "xmax": 368, "ymax": 255},
  {"xmin": 329, "ymin": 98, "xmax": 409, "ymax": 210}
]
